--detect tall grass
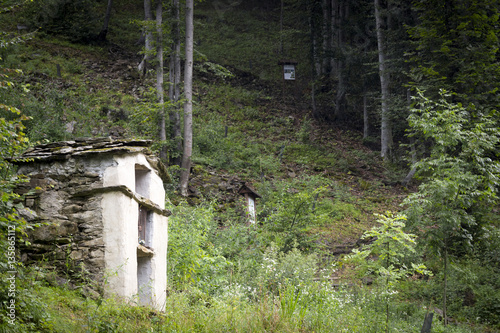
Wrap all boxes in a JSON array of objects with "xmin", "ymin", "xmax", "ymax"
[{"xmin": 18, "ymin": 280, "xmax": 481, "ymax": 332}]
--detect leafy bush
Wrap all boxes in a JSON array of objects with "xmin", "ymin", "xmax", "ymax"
[
  {"xmin": 257, "ymin": 175, "xmax": 333, "ymax": 252},
  {"xmin": 254, "ymin": 244, "xmax": 320, "ymax": 295},
  {"xmin": 0, "ymin": 57, "xmax": 51, "ymax": 331},
  {"xmin": 166, "ymin": 201, "xmax": 231, "ymax": 294},
  {"xmin": 347, "ymin": 212, "xmax": 431, "ymax": 332},
  {"xmin": 404, "ymin": 90, "xmax": 500, "ymax": 327}
]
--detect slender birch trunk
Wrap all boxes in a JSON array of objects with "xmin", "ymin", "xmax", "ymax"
[
  {"xmin": 374, "ymin": 0, "xmax": 392, "ymax": 160},
  {"xmin": 443, "ymin": 246, "xmax": 448, "ymax": 326},
  {"xmin": 330, "ymin": 0, "xmax": 338, "ymax": 78},
  {"xmin": 138, "ymin": 0, "xmax": 154, "ymax": 74},
  {"xmin": 363, "ymin": 88, "xmax": 369, "ymax": 139},
  {"xmin": 179, "ymin": 0, "xmax": 194, "ymax": 196},
  {"xmin": 156, "ymin": 0, "xmax": 167, "ymax": 161},
  {"xmin": 308, "ymin": 2, "xmax": 319, "ymax": 119},
  {"xmin": 169, "ymin": 0, "xmax": 182, "ymax": 166},
  {"xmin": 334, "ymin": 1, "xmax": 344, "ymax": 119},
  {"xmin": 402, "ymin": 89, "xmax": 417, "ymax": 186}
]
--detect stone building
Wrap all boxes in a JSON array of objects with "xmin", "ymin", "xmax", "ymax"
[{"xmin": 13, "ymin": 138, "xmax": 171, "ymax": 310}]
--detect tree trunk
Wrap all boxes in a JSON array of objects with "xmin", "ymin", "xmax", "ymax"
[
  {"xmin": 179, "ymin": 0, "xmax": 194, "ymax": 197},
  {"xmin": 386, "ymin": 241, "xmax": 390, "ymax": 333},
  {"xmin": 138, "ymin": 0, "xmax": 154, "ymax": 74},
  {"xmin": 374, "ymin": 0, "xmax": 392, "ymax": 160},
  {"xmin": 332, "ymin": 0, "xmax": 348, "ymax": 120},
  {"xmin": 363, "ymin": 88, "xmax": 369, "ymax": 139},
  {"xmin": 321, "ymin": 0, "xmax": 330, "ymax": 75},
  {"xmin": 443, "ymin": 246, "xmax": 448, "ymax": 326},
  {"xmin": 329, "ymin": 0, "xmax": 337, "ymax": 77},
  {"xmin": 156, "ymin": 0, "xmax": 167, "ymax": 161},
  {"xmin": 402, "ymin": 90, "xmax": 417, "ymax": 186},
  {"xmin": 335, "ymin": 60, "xmax": 344, "ymax": 118},
  {"xmin": 169, "ymin": 0, "xmax": 182, "ymax": 166},
  {"xmin": 279, "ymin": 0, "xmax": 284, "ymax": 55},
  {"xmin": 98, "ymin": 0, "xmax": 113, "ymax": 42},
  {"xmin": 308, "ymin": 5, "xmax": 319, "ymax": 119}
]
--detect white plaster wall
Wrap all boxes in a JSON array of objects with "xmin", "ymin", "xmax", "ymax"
[
  {"xmin": 103, "ymin": 153, "xmax": 165, "ymax": 207},
  {"xmin": 101, "ymin": 153, "xmax": 168, "ymax": 311},
  {"xmin": 149, "ymin": 213, "xmax": 168, "ymax": 310},
  {"xmin": 101, "ymin": 192, "xmax": 138, "ymax": 299}
]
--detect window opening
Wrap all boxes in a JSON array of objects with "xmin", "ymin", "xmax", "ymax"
[
  {"xmin": 137, "ymin": 255, "xmax": 153, "ymax": 305},
  {"xmin": 135, "ymin": 164, "xmax": 151, "ymax": 198},
  {"xmin": 138, "ymin": 206, "xmax": 153, "ymax": 247},
  {"xmin": 137, "ymin": 206, "xmax": 154, "ymax": 306}
]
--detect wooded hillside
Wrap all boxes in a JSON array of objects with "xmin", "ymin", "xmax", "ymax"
[{"xmin": 1, "ymin": 0, "xmax": 499, "ymax": 332}]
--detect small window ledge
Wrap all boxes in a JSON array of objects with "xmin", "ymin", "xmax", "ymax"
[{"xmin": 137, "ymin": 244, "xmax": 154, "ymax": 257}]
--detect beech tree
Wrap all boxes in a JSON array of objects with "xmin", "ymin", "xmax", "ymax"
[
  {"xmin": 136, "ymin": 0, "xmax": 168, "ymax": 160},
  {"xmin": 179, "ymin": 0, "xmax": 194, "ymax": 196}
]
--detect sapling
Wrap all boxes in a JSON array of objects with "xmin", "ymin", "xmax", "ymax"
[
  {"xmin": 347, "ymin": 212, "xmax": 431, "ymax": 333},
  {"xmin": 405, "ymin": 90, "xmax": 500, "ymax": 325}
]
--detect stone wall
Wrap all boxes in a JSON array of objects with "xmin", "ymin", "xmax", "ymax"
[
  {"xmin": 17, "ymin": 155, "xmax": 115, "ymax": 288},
  {"xmin": 14, "ymin": 138, "xmax": 170, "ymax": 296}
]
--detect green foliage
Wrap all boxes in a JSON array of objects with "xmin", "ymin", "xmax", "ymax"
[
  {"xmin": 347, "ymin": 212, "xmax": 431, "ymax": 332},
  {"xmin": 0, "ymin": 270, "xmax": 54, "ymax": 332},
  {"xmin": 401, "ymin": 257, "xmax": 500, "ymax": 329},
  {"xmin": 0, "ymin": 2, "xmax": 497, "ymax": 331},
  {"xmin": 195, "ymin": 61, "xmax": 234, "ymax": 81},
  {"xmin": 297, "ymin": 117, "xmax": 312, "ymax": 143},
  {"xmin": 404, "ymin": 90, "xmax": 500, "ymax": 326},
  {"xmin": 405, "ymin": 90, "xmax": 500, "ymax": 255},
  {"xmin": 0, "ymin": 40, "xmax": 122, "ymax": 141},
  {"xmin": 3, "ymin": 80, "xmax": 106, "ymax": 141},
  {"xmin": 4, "ymin": 273, "xmax": 483, "ymax": 333},
  {"xmin": 192, "ymin": 114, "xmax": 280, "ymax": 177},
  {"xmin": 195, "ymin": 4, "xmax": 283, "ymax": 82},
  {"xmin": 284, "ymin": 143, "xmax": 343, "ymax": 172},
  {"xmin": 0, "ymin": 39, "xmax": 30, "ymax": 259},
  {"xmin": 129, "ymin": 95, "xmax": 166, "ymax": 140},
  {"xmin": 0, "ymin": 38, "xmax": 52, "ymax": 330},
  {"xmin": 254, "ymin": 244, "xmax": 320, "ymax": 295},
  {"xmin": 166, "ymin": 201, "xmax": 231, "ymax": 293},
  {"xmin": 347, "ymin": 212, "xmax": 430, "ymax": 287},
  {"xmin": 408, "ymin": 0, "xmax": 500, "ymax": 110},
  {"xmin": 257, "ymin": 175, "xmax": 333, "ymax": 252}
]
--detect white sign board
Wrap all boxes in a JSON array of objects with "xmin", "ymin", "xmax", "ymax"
[{"xmin": 283, "ymin": 64, "xmax": 296, "ymax": 80}]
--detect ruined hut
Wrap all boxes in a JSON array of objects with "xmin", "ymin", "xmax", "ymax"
[{"xmin": 13, "ymin": 138, "xmax": 171, "ymax": 310}]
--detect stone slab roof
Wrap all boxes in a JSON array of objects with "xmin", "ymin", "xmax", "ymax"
[{"xmin": 11, "ymin": 137, "xmax": 171, "ymax": 183}]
